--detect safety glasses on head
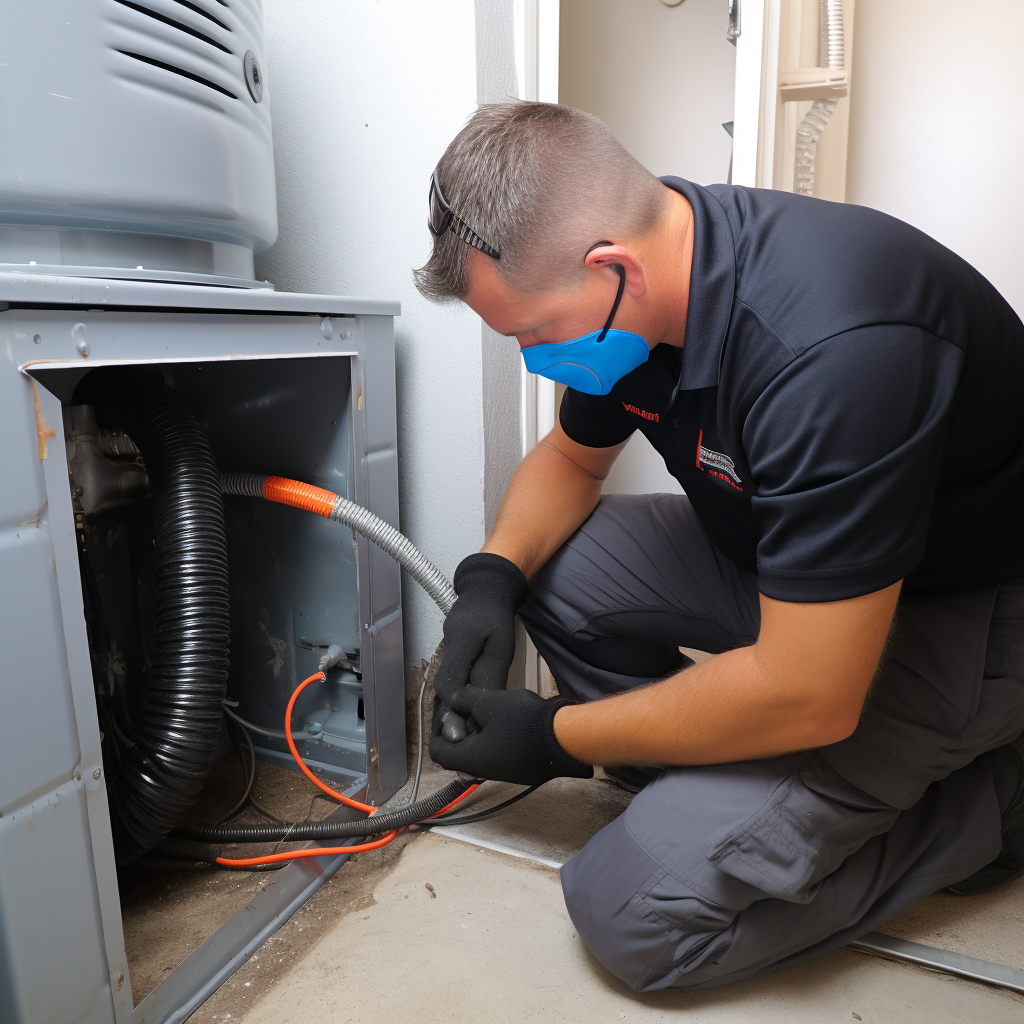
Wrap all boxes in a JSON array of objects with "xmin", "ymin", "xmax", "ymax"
[{"xmin": 428, "ymin": 171, "xmax": 501, "ymax": 260}]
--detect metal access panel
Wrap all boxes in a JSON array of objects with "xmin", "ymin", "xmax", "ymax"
[{"xmin": 0, "ymin": 274, "xmax": 405, "ymax": 1023}]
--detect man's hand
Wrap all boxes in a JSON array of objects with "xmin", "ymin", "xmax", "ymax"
[
  {"xmin": 552, "ymin": 582, "xmax": 903, "ymax": 768},
  {"xmin": 430, "ymin": 685, "xmax": 594, "ymax": 786},
  {"xmin": 432, "ymin": 553, "xmax": 529, "ymax": 707}
]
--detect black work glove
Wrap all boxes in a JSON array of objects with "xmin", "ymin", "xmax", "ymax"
[
  {"xmin": 429, "ymin": 685, "xmax": 594, "ymax": 786},
  {"xmin": 432, "ymin": 552, "xmax": 529, "ymax": 707}
]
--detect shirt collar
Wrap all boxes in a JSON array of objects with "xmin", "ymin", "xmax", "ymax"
[{"xmin": 659, "ymin": 176, "xmax": 736, "ymax": 394}]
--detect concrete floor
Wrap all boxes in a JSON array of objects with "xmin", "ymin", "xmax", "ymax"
[
  {"xmin": 178, "ymin": 771, "xmax": 1024, "ymax": 1023},
  {"xmin": 226, "ymin": 833, "xmax": 1024, "ymax": 1024}
]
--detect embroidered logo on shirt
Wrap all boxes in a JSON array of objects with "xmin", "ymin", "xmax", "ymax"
[
  {"xmin": 696, "ymin": 429, "xmax": 744, "ymax": 492},
  {"xmin": 621, "ymin": 402, "xmax": 659, "ymax": 423}
]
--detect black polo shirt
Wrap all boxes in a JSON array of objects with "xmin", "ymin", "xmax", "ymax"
[{"xmin": 560, "ymin": 177, "xmax": 1024, "ymax": 601}]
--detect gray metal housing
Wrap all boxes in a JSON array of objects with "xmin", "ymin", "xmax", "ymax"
[
  {"xmin": 0, "ymin": 0, "xmax": 277, "ymax": 285},
  {"xmin": 0, "ymin": 273, "xmax": 404, "ymax": 1023}
]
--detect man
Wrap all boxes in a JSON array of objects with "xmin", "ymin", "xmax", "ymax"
[{"xmin": 416, "ymin": 101, "xmax": 1024, "ymax": 991}]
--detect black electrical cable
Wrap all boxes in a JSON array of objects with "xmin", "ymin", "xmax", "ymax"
[
  {"xmin": 424, "ymin": 783, "xmax": 544, "ymax": 828},
  {"xmin": 248, "ymin": 794, "xmax": 289, "ymax": 825},
  {"xmin": 83, "ymin": 368, "xmax": 231, "ymax": 863},
  {"xmin": 211, "ymin": 715, "xmax": 257, "ymax": 826},
  {"xmin": 173, "ymin": 777, "xmax": 472, "ymax": 843}
]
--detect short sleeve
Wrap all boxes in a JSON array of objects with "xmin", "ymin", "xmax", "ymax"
[
  {"xmin": 559, "ymin": 387, "xmax": 636, "ymax": 448},
  {"xmin": 746, "ymin": 325, "xmax": 963, "ymax": 601}
]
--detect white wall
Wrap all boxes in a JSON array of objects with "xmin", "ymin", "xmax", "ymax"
[
  {"xmin": 255, "ymin": 1, "xmax": 490, "ymax": 671},
  {"xmin": 559, "ymin": 0, "xmax": 736, "ymax": 182},
  {"xmin": 846, "ymin": 0, "xmax": 1024, "ymax": 317},
  {"xmin": 559, "ymin": 0, "xmax": 736, "ymax": 495}
]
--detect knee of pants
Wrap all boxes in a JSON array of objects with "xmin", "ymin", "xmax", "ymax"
[{"xmin": 560, "ymin": 815, "xmax": 731, "ymax": 993}]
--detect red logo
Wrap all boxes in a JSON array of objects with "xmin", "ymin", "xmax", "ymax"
[{"xmin": 622, "ymin": 402, "xmax": 659, "ymax": 423}]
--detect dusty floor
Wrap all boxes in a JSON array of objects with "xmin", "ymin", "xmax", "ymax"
[{"xmin": 120, "ymin": 755, "xmax": 354, "ymax": 1005}]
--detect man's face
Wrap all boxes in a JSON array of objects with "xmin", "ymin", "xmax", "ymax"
[{"xmin": 461, "ymin": 248, "xmax": 630, "ymax": 350}]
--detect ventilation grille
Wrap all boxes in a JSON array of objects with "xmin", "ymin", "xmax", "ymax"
[
  {"xmin": 108, "ymin": 0, "xmax": 249, "ymax": 106},
  {"xmin": 117, "ymin": 51, "xmax": 237, "ymax": 98},
  {"xmin": 113, "ymin": 0, "xmax": 231, "ymax": 52}
]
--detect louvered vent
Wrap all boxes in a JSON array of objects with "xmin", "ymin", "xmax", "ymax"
[{"xmin": 108, "ymin": 0, "xmax": 249, "ymax": 104}]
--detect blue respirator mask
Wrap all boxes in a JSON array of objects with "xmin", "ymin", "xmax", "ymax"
[{"xmin": 520, "ymin": 263, "xmax": 650, "ymax": 396}]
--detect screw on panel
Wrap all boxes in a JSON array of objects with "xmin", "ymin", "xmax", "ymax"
[
  {"xmin": 93, "ymin": 768, "xmax": 102, "ymax": 780},
  {"xmin": 72, "ymin": 323, "xmax": 90, "ymax": 358},
  {"xmin": 73, "ymin": 767, "xmax": 82, "ymax": 782},
  {"xmin": 32, "ymin": 334, "xmax": 41, "ymax": 345},
  {"xmin": 243, "ymin": 50, "xmax": 263, "ymax": 103}
]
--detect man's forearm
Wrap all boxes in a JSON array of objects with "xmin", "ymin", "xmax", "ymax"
[
  {"xmin": 551, "ymin": 647, "xmax": 851, "ymax": 766},
  {"xmin": 482, "ymin": 437, "xmax": 603, "ymax": 579},
  {"xmin": 552, "ymin": 583, "xmax": 901, "ymax": 767}
]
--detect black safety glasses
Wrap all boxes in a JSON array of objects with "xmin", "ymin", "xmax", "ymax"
[{"xmin": 428, "ymin": 172, "xmax": 501, "ymax": 260}]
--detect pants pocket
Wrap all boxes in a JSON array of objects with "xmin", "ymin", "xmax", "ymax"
[{"xmin": 705, "ymin": 758, "xmax": 899, "ymax": 903}]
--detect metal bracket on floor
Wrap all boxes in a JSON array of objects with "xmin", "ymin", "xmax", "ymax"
[{"xmin": 851, "ymin": 932, "xmax": 1024, "ymax": 996}]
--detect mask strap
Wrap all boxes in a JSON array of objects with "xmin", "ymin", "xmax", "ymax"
[{"xmin": 596, "ymin": 265, "xmax": 626, "ymax": 344}]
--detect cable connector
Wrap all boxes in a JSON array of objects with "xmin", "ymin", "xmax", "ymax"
[{"xmin": 318, "ymin": 644, "xmax": 345, "ymax": 673}]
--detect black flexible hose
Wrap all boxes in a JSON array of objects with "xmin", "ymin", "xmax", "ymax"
[
  {"xmin": 425, "ymin": 783, "xmax": 543, "ymax": 827},
  {"xmin": 173, "ymin": 778, "xmax": 471, "ymax": 843},
  {"xmin": 90, "ymin": 369, "xmax": 231, "ymax": 862}
]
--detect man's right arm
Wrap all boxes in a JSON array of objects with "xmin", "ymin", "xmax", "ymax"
[{"xmin": 481, "ymin": 421, "xmax": 627, "ymax": 578}]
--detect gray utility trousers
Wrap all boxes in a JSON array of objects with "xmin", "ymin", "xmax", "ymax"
[{"xmin": 518, "ymin": 494, "xmax": 1024, "ymax": 992}]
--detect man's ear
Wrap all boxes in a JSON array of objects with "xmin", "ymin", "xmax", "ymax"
[{"xmin": 584, "ymin": 243, "xmax": 647, "ymax": 298}]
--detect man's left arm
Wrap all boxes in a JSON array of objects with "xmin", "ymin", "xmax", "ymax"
[{"xmin": 552, "ymin": 582, "xmax": 901, "ymax": 767}]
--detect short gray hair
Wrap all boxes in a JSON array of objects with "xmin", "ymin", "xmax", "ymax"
[{"xmin": 414, "ymin": 102, "xmax": 667, "ymax": 302}]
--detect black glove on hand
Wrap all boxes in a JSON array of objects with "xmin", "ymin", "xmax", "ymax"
[
  {"xmin": 432, "ymin": 552, "xmax": 529, "ymax": 707},
  {"xmin": 429, "ymin": 685, "xmax": 594, "ymax": 787}
]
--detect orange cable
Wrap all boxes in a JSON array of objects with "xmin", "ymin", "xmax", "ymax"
[
  {"xmin": 284, "ymin": 671, "xmax": 378, "ymax": 814},
  {"xmin": 216, "ymin": 672, "xmax": 478, "ymax": 867},
  {"xmin": 216, "ymin": 831, "xmax": 398, "ymax": 867}
]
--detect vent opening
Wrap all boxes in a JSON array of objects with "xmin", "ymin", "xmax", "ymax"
[
  {"xmin": 167, "ymin": 0, "xmax": 230, "ymax": 32},
  {"xmin": 118, "ymin": 51, "xmax": 238, "ymax": 99},
  {"xmin": 113, "ymin": 0, "xmax": 231, "ymax": 53}
]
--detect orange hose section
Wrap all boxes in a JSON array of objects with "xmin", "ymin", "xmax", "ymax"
[
  {"xmin": 262, "ymin": 476, "xmax": 337, "ymax": 518},
  {"xmin": 215, "ymin": 672, "xmax": 478, "ymax": 867}
]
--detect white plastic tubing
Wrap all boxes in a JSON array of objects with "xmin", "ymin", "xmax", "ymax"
[{"xmin": 793, "ymin": 0, "xmax": 844, "ymax": 197}]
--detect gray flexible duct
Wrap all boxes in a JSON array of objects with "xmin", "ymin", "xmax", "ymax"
[
  {"xmin": 328, "ymin": 493, "xmax": 456, "ymax": 615},
  {"xmin": 793, "ymin": 0, "xmax": 844, "ymax": 197},
  {"xmin": 220, "ymin": 471, "xmax": 456, "ymax": 614}
]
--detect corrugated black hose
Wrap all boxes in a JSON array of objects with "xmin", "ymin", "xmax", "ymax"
[
  {"xmin": 172, "ymin": 777, "xmax": 471, "ymax": 843},
  {"xmin": 90, "ymin": 368, "xmax": 231, "ymax": 862}
]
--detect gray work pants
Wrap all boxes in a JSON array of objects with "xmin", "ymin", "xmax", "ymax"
[{"xmin": 518, "ymin": 494, "xmax": 1024, "ymax": 991}]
